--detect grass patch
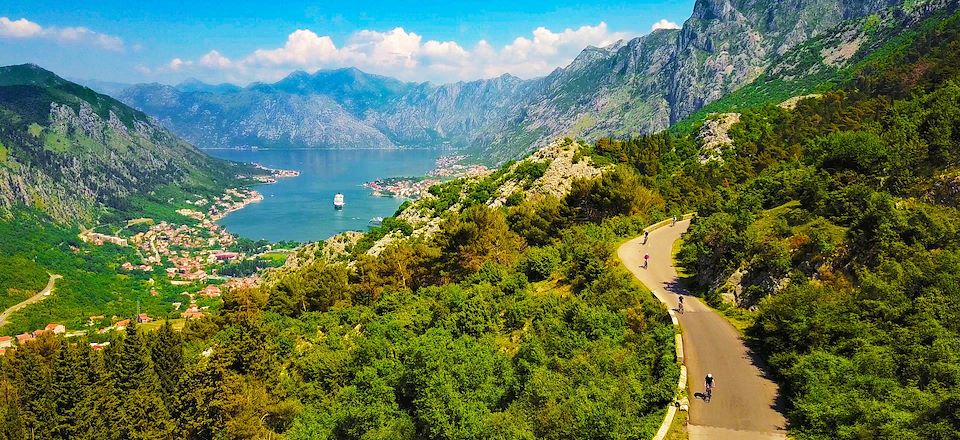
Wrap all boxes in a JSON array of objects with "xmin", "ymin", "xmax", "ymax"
[
  {"xmin": 665, "ymin": 408, "xmax": 689, "ymax": 440},
  {"xmin": 715, "ymin": 303, "xmax": 758, "ymax": 334},
  {"xmin": 138, "ymin": 318, "xmax": 186, "ymax": 332},
  {"xmin": 529, "ymin": 275, "xmax": 573, "ymax": 298},
  {"xmin": 259, "ymin": 251, "xmax": 291, "ymax": 264}
]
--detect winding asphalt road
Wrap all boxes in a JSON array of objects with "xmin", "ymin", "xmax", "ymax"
[
  {"xmin": 0, "ymin": 273, "xmax": 61, "ymax": 327},
  {"xmin": 618, "ymin": 220, "xmax": 787, "ymax": 440}
]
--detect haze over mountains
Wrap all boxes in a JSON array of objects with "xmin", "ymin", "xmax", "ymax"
[{"xmin": 116, "ymin": 0, "xmax": 912, "ymax": 163}]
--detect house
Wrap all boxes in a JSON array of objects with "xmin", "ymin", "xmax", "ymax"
[
  {"xmin": 90, "ymin": 342, "xmax": 110, "ymax": 351},
  {"xmin": 181, "ymin": 303, "xmax": 204, "ymax": 319},
  {"xmin": 31, "ymin": 329, "xmax": 45, "ymax": 338},
  {"xmin": 114, "ymin": 319, "xmax": 130, "ymax": 329},
  {"xmin": 137, "ymin": 313, "xmax": 152, "ymax": 324},
  {"xmin": 215, "ymin": 252, "xmax": 238, "ymax": 261},
  {"xmin": 15, "ymin": 333, "xmax": 33, "ymax": 345},
  {"xmin": 44, "ymin": 323, "xmax": 66, "ymax": 335},
  {"xmin": 181, "ymin": 310, "xmax": 205, "ymax": 319},
  {"xmin": 200, "ymin": 285, "xmax": 221, "ymax": 298},
  {"xmin": 0, "ymin": 336, "xmax": 12, "ymax": 349}
]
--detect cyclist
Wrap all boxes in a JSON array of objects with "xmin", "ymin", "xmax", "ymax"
[
  {"xmin": 671, "ymin": 216, "xmax": 677, "ymax": 226},
  {"xmin": 705, "ymin": 373, "xmax": 715, "ymax": 401},
  {"xmin": 643, "ymin": 230, "xmax": 649, "ymax": 244},
  {"xmin": 678, "ymin": 295, "xmax": 684, "ymax": 314},
  {"xmin": 643, "ymin": 253, "xmax": 650, "ymax": 269}
]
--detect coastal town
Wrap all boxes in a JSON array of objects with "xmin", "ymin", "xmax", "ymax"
[
  {"xmin": 9, "ymin": 156, "xmax": 484, "ymax": 348},
  {"xmin": 364, "ymin": 155, "xmax": 489, "ymax": 199},
  {"xmin": 6, "ymin": 167, "xmax": 301, "ymax": 349}
]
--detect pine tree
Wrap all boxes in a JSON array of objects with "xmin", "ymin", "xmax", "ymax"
[
  {"xmin": 175, "ymin": 357, "xmax": 227, "ymax": 439},
  {"xmin": 9, "ymin": 341, "xmax": 57, "ymax": 439},
  {"xmin": 52, "ymin": 342, "xmax": 90, "ymax": 439},
  {"xmin": 150, "ymin": 321, "xmax": 184, "ymax": 402},
  {"xmin": 80, "ymin": 350, "xmax": 121, "ymax": 440},
  {"xmin": 112, "ymin": 324, "xmax": 174, "ymax": 440},
  {"xmin": 0, "ymin": 379, "xmax": 25, "ymax": 440}
]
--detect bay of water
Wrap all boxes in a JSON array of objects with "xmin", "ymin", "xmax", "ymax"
[{"xmin": 205, "ymin": 149, "xmax": 441, "ymax": 243}]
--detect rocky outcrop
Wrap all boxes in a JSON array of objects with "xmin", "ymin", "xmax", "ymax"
[
  {"xmin": 697, "ymin": 112, "xmax": 741, "ymax": 163},
  {"xmin": 490, "ymin": 139, "xmax": 606, "ymax": 207}
]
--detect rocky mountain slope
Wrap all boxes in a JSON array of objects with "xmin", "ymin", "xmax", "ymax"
[
  {"xmin": 0, "ymin": 64, "xmax": 250, "ymax": 223},
  {"xmin": 119, "ymin": 0, "xmax": 950, "ymax": 163}
]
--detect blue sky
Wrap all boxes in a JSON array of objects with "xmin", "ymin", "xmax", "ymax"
[{"xmin": 0, "ymin": 0, "xmax": 695, "ymax": 85}]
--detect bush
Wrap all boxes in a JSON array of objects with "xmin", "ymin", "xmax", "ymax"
[{"xmin": 517, "ymin": 247, "xmax": 561, "ymax": 281}]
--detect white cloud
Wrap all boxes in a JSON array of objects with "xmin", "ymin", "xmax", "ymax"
[
  {"xmin": 0, "ymin": 17, "xmax": 43, "ymax": 38},
  {"xmin": 0, "ymin": 16, "xmax": 125, "ymax": 51},
  {"xmin": 651, "ymin": 19, "xmax": 681, "ymax": 32},
  {"xmin": 168, "ymin": 58, "xmax": 191, "ymax": 70},
  {"xmin": 199, "ymin": 50, "xmax": 232, "ymax": 69},
  {"xmin": 161, "ymin": 22, "xmax": 631, "ymax": 84}
]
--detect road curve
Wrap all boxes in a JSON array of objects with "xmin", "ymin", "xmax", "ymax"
[
  {"xmin": 618, "ymin": 220, "xmax": 787, "ymax": 440},
  {"xmin": 0, "ymin": 273, "xmax": 61, "ymax": 327}
]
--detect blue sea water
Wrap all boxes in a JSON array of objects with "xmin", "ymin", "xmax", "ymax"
[{"xmin": 204, "ymin": 148, "xmax": 441, "ymax": 243}]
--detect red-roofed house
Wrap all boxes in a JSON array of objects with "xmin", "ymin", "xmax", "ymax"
[
  {"xmin": 0, "ymin": 336, "xmax": 12, "ymax": 349},
  {"xmin": 44, "ymin": 324, "xmax": 66, "ymax": 335},
  {"xmin": 115, "ymin": 319, "xmax": 131, "ymax": 329},
  {"xmin": 181, "ymin": 303, "xmax": 204, "ymax": 319},
  {"xmin": 137, "ymin": 313, "xmax": 152, "ymax": 323},
  {"xmin": 31, "ymin": 329, "xmax": 45, "ymax": 338},
  {"xmin": 200, "ymin": 285, "xmax": 221, "ymax": 298},
  {"xmin": 215, "ymin": 252, "xmax": 238, "ymax": 261},
  {"xmin": 15, "ymin": 333, "xmax": 33, "ymax": 345}
]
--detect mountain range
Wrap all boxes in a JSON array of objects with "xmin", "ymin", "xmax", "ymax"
[
  {"xmin": 117, "ymin": 0, "xmax": 945, "ymax": 163},
  {"xmin": 0, "ymin": 64, "xmax": 249, "ymax": 223}
]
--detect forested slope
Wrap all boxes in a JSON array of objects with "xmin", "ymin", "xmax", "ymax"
[
  {"xmin": 671, "ymin": 10, "xmax": 960, "ymax": 439},
  {"xmin": 0, "ymin": 151, "xmax": 682, "ymax": 438}
]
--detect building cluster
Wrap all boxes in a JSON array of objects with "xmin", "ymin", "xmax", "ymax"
[
  {"xmin": 122, "ymin": 214, "xmax": 241, "ymax": 282},
  {"xmin": 21, "ymin": 186, "xmax": 273, "ymax": 349},
  {"xmin": 208, "ymin": 188, "xmax": 264, "ymax": 221},
  {"xmin": 428, "ymin": 155, "xmax": 489, "ymax": 178},
  {"xmin": 244, "ymin": 164, "xmax": 300, "ymax": 184},
  {"xmin": 366, "ymin": 178, "xmax": 442, "ymax": 199},
  {"xmin": 80, "ymin": 231, "xmax": 128, "ymax": 247},
  {"xmin": 0, "ymin": 323, "xmax": 66, "ymax": 354}
]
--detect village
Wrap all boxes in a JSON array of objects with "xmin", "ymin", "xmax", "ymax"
[
  {"xmin": 365, "ymin": 176, "xmax": 441, "ymax": 199},
  {"xmin": 364, "ymin": 155, "xmax": 490, "ymax": 199},
  {"xmin": 13, "ymin": 169, "xmax": 301, "ymax": 352}
]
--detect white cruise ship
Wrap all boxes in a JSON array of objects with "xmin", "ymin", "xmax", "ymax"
[{"xmin": 333, "ymin": 193, "xmax": 345, "ymax": 209}]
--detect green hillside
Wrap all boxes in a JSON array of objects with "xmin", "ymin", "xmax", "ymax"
[
  {"xmin": 0, "ymin": 2, "xmax": 958, "ymax": 439},
  {"xmin": 0, "ymin": 65, "xmax": 266, "ymax": 333},
  {"xmin": 0, "ymin": 64, "xmax": 255, "ymax": 223}
]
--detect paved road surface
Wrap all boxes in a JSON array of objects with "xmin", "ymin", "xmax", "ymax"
[
  {"xmin": 0, "ymin": 273, "xmax": 61, "ymax": 327},
  {"xmin": 618, "ymin": 220, "xmax": 787, "ymax": 440}
]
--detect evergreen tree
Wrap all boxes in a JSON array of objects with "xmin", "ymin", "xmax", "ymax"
[
  {"xmin": 112, "ymin": 324, "xmax": 174, "ymax": 439},
  {"xmin": 0, "ymin": 380, "xmax": 25, "ymax": 440},
  {"xmin": 80, "ymin": 350, "xmax": 121, "ymax": 440},
  {"xmin": 150, "ymin": 321, "xmax": 184, "ymax": 403},
  {"xmin": 9, "ymin": 340, "xmax": 57, "ymax": 439},
  {"xmin": 52, "ymin": 341, "xmax": 90, "ymax": 439}
]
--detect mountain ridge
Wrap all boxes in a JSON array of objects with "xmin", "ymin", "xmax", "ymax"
[
  {"xmin": 0, "ymin": 64, "xmax": 252, "ymax": 223},
  {"xmin": 118, "ymin": 0, "xmax": 947, "ymax": 162}
]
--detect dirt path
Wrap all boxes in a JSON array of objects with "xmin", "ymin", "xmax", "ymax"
[
  {"xmin": 618, "ymin": 220, "xmax": 787, "ymax": 440},
  {"xmin": 0, "ymin": 273, "xmax": 61, "ymax": 327}
]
